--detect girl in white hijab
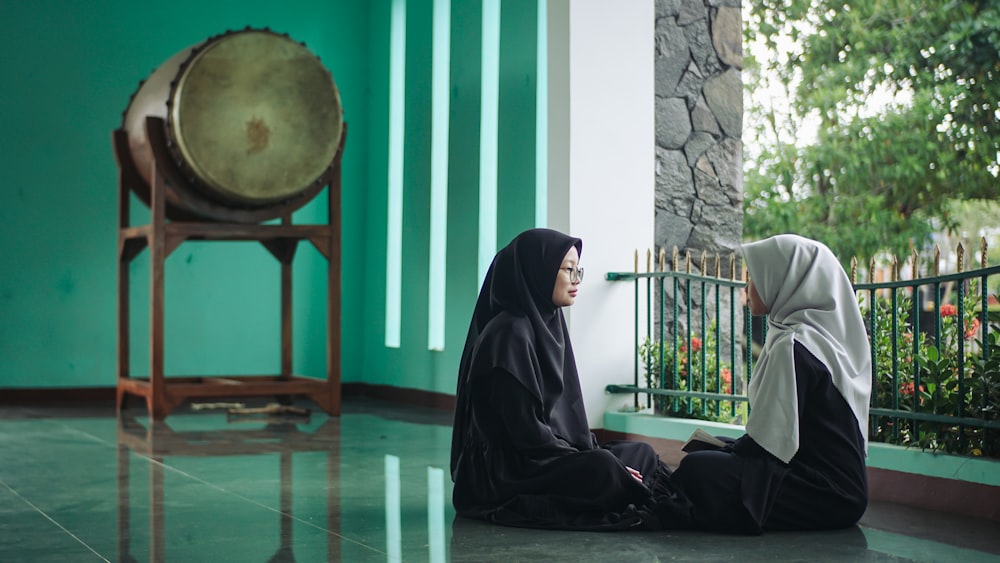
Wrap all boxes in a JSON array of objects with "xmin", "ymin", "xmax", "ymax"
[{"xmin": 664, "ymin": 234, "xmax": 872, "ymax": 533}]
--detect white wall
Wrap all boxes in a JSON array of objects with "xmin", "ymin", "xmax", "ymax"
[{"xmin": 547, "ymin": 0, "xmax": 655, "ymax": 429}]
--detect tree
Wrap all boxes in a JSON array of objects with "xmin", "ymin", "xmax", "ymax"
[{"xmin": 743, "ymin": 0, "xmax": 1000, "ymax": 264}]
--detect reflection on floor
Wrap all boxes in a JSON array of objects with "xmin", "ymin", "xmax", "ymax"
[{"xmin": 1, "ymin": 398, "xmax": 998, "ymax": 562}]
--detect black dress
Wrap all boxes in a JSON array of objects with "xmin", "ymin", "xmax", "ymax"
[
  {"xmin": 669, "ymin": 342, "xmax": 869, "ymax": 534},
  {"xmin": 450, "ymin": 229, "xmax": 674, "ymax": 531}
]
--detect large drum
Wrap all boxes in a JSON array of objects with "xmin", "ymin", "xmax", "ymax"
[{"xmin": 122, "ymin": 28, "xmax": 343, "ymax": 223}]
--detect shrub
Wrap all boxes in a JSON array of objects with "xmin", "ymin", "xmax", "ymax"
[
  {"xmin": 638, "ymin": 322, "xmax": 746, "ymax": 425},
  {"xmin": 862, "ymin": 281, "xmax": 1000, "ymax": 457}
]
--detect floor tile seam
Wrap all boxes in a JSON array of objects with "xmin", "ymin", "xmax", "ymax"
[
  {"xmin": 0, "ymin": 477, "xmax": 111, "ymax": 562},
  {"xmin": 52, "ymin": 422, "xmax": 389, "ymax": 557}
]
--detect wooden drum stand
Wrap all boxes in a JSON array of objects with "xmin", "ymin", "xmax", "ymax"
[{"xmin": 113, "ymin": 117, "xmax": 343, "ymax": 420}]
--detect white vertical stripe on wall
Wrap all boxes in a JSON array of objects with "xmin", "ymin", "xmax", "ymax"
[
  {"xmin": 428, "ymin": 0, "xmax": 451, "ymax": 351},
  {"xmin": 478, "ymin": 0, "xmax": 501, "ymax": 286},
  {"xmin": 535, "ymin": 0, "xmax": 548, "ymax": 228},
  {"xmin": 385, "ymin": 0, "xmax": 407, "ymax": 349}
]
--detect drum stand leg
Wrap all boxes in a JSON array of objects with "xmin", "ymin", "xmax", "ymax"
[
  {"xmin": 148, "ymin": 159, "xmax": 171, "ymax": 420},
  {"xmin": 116, "ymin": 132, "xmax": 131, "ymax": 414},
  {"xmin": 325, "ymin": 160, "xmax": 343, "ymax": 415}
]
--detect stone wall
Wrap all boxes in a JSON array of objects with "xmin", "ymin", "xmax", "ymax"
[
  {"xmin": 655, "ymin": 0, "xmax": 743, "ymax": 265},
  {"xmin": 653, "ymin": 0, "xmax": 744, "ymax": 379}
]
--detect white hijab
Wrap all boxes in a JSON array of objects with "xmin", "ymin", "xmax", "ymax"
[{"xmin": 742, "ymin": 234, "xmax": 871, "ymax": 464}]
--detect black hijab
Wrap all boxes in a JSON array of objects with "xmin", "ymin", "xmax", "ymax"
[{"xmin": 451, "ymin": 228, "xmax": 591, "ymax": 477}]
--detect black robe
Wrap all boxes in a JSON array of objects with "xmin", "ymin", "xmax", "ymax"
[
  {"xmin": 450, "ymin": 229, "xmax": 673, "ymax": 530},
  {"xmin": 669, "ymin": 342, "xmax": 869, "ymax": 534}
]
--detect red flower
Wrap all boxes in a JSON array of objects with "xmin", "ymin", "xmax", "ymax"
[
  {"xmin": 940, "ymin": 304, "xmax": 957, "ymax": 317},
  {"xmin": 720, "ymin": 368, "xmax": 732, "ymax": 388},
  {"xmin": 679, "ymin": 338, "xmax": 702, "ymax": 354},
  {"xmin": 900, "ymin": 382, "xmax": 926, "ymax": 397},
  {"xmin": 965, "ymin": 317, "xmax": 981, "ymax": 339}
]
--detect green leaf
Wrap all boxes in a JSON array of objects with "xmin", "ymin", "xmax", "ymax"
[{"xmin": 925, "ymin": 346, "xmax": 940, "ymax": 362}]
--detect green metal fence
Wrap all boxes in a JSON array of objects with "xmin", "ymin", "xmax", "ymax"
[
  {"xmin": 605, "ymin": 243, "xmax": 1000, "ymax": 459},
  {"xmin": 605, "ymin": 248, "xmax": 750, "ymax": 425}
]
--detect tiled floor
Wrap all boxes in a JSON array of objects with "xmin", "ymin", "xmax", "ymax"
[{"xmin": 1, "ymin": 398, "xmax": 998, "ymax": 562}]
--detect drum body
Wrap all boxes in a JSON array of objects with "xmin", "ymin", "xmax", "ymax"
[{"xmin": 122, "ymin": 29, "xmax": 343, "ymax": 222}]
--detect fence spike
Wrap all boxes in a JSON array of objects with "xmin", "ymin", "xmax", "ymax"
[
  {"xmin": 869, "ymin": 257, "xmax": 876, "ymax": 283},
  {"xmin": 715, "ymin": 253, "xmax": 721, "ymax": 278},
  {"xmin": 934, "ymin": 245, "xmax": 940, "ymax": 276},
  {"xmin": 646, "ymin": 248, "xmax": 652, "ymax": 273},
  {"xmin": 911, "ymin": 247, "xmax": 919, "ymax": 280},
  {"xmin": 850, "ymin": 257, "xmax": 857, "ymax": 284},
  {"xmin": 957, "ymin": 242, "xmax": 965, "ymax": 273},
  {"xmin": 891, "ymin": 255, "xmax": 899, "ymax": 282},
  {"xmin": 659, "ymin": 247, "xmax": 666, "ymax": 271},
  {"xmin": 672, "ymin": 246, "xmax": 679, "ymax": 271},
  {"xmin": 730, "ymin": 254, "xmax": 736, "ymax": 281},
  {"xmin": 685, "ymin": 250, "xmax": 692, "ymax": 274},
  {"xmin": 983, "ymin": 236, "xmax": 989, "ymax": 269},
  {"xmin": 701, "ymin": 251, "xmax": 708, "ymax": 274}
]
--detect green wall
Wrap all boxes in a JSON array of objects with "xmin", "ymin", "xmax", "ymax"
[
  {"xmin": 0, "ymin": 0, "xmax": 542, "ymax": 397},
  {"xmin": 0, "ymin": 0, "xmax": 369, "ymax": 387},
  {"xmin": 360, "ymin": 0, "xmax": 540, "ymax": 395}
]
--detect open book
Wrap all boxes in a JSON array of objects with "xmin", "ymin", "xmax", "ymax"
[{"xmin": 681, "ymin": 428, "xmax": 728, "ymax": 453}]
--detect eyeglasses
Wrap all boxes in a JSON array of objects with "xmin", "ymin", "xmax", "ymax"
[{"xmin": 560, "ymin": 266, "xmax": 585, "ymax": 283}]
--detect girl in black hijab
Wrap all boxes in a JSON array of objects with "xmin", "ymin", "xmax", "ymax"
[{"xmin": 450, "ymin": 228, "xmax": 676, "ymax": 530}]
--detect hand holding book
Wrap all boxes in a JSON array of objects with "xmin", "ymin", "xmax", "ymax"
[{"xmin": 681, "ymin": 428, "xmax": 728, "ymax": 453}]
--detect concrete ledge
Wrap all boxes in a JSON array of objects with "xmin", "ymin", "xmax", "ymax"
[
  {"xmin": 601, "ymin": 410, "xmax": 1000, "ymax": 521},
  {"xmin": 867, "ymin": 441, "xmax": 1000, "ymax": 487}
]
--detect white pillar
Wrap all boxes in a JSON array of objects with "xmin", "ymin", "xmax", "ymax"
[{"xmin": 547, "ymin": 0, "xmax": 655, "ymax": 429}]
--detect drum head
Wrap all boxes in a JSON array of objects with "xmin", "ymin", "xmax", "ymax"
[{"xmin": 170, "ymin": 30, "xmax": 343, "ymax": 205}]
